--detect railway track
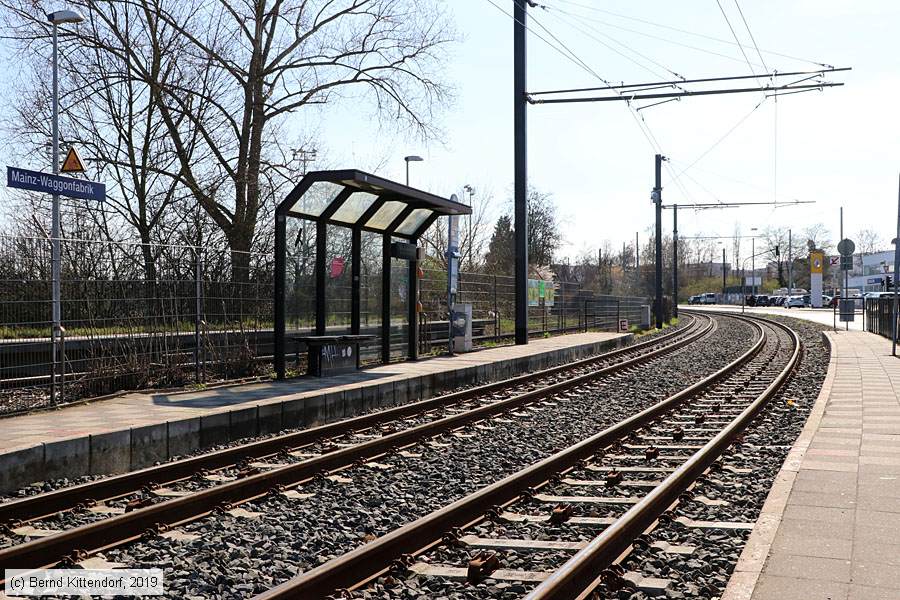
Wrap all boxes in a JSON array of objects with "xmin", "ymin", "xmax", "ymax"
[
  {"xmin": 0, "ymin": 313, "xmax": 715, "ymax": 572},
  {"xmin": 249, "ymin": 313, "xmax": 799, "ymax": 599}
]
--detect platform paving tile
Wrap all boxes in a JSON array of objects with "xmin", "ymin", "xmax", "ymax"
[
  {"xmin": 715, "ymin": 330, "xmax": 900, "ymax": 600},
  {"xmin": 0, "ymin": 331, "xmax": 627, "ymax": 453}
]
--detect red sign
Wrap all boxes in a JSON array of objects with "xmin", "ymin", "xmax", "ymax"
[{"xmin": 330, "ymin": 257, "xmax": 345, "ymax": 278}]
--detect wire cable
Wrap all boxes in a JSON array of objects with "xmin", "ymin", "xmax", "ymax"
[
  {"xmin": 733, "ymin": 0, "xmax": 769, "ymax": 72},
  {"xmin": 715, "ymin": 0, "xmax": 760, "ymax": 86},
  {"xmin": 672, "ymin": 98, "xmax": 766, "ymax": 182},
  {"xmin": 545, "ymin": 6, "xmax": 685, "ymax": 83},
  {"xmin": 552, "ymin": 0, "xmax": 831, "ymax": 68}
]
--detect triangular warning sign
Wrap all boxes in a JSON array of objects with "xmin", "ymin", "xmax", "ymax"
[{"xmin": 61, "ymin": 147, "xmax": 86, "ymax": 173}]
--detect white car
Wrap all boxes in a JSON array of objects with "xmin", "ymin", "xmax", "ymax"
[{"xmin": 785, "ymin": 295, "xmax": 805, "ymax": 308}]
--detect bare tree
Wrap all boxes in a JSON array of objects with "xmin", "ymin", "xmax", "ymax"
[
  {"xmin": 803, "ymin": 223, "xmax": 833, "ymax": 254},
  {"xmin": 856, "ymin": 228, "xmax": 884, "ymax": 254},
  {"xmin": 527, "ymin": 187, "xmax": 562, "ymax": 267},
  {"xmin": 1, "ymin": 0, "xmax": 455, "ymax": 282}
]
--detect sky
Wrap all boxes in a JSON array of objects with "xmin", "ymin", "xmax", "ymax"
[{"xmin": 2, "ymin": 0, "xmax": 899, "ymax": 264}]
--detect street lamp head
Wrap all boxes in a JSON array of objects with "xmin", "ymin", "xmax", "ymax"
[
  {"xmin": 463, "ymin": 184, "xmax": 474, "ymax": 194},
  {"xmin": 404, "ymin": 155, "xmax": 424, "ymax": 163},
  {"xmin": 47, "ymin": 10, "xmax": 84, "ymax": 24}
]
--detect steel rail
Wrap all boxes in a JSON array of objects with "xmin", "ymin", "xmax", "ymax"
[
  {"xmin": 0, "ymin": 316, "xmax": 713, "ymax": 570},
  {"xmin": 0, "ymin": 315, "xmax": 703, "ymax": 526},
  {"xmin": 525, "ymin": 317, "xmax": 801, "ymax": 600},
  {"xmin": 251, "ymin": 315, "xmax": 769, "ymax": 599}
]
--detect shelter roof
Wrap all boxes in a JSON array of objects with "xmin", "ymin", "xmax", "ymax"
[{"xmin": 277, "ymin": 169, "xmax": 472, "ymax": 240}]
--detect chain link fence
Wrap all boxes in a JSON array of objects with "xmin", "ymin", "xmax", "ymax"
[{"xmin": 1, "ymin": 234, "xmax": 662, "ymax": 413}]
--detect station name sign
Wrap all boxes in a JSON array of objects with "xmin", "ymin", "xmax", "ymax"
[{"xmin": 6, "ymin": 165, "xmax": 105, "ymax": 202}]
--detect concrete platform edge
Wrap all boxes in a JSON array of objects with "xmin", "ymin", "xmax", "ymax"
[
  {"xmin": 0, "ymin": 334, "xmax": 630, "ymax": 492},
  {"xmin": 721, "ymin": 331, "xmax": 837, "ymax": 600}
]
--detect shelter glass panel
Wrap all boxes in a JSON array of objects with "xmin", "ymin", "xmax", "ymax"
[
  {"xmin": 331, "ymin": 192, "xmax": 378, "ymax": 225},
  {"xmin": 395, "ymin": 208, "xmax": 432, "ymax": 236},
  {"xmin": 284, "ymin": 219, "xmax": 316, "ymax": 336},
  {"xmin": 324, "ymin": 225, "xmax": 352, "ymax": 334},
  {"xmin": 290, "ymin": 181, "xmax": 344, "ymax": 217},
  {"xmin": 366, "ymin": 201, "xmax": 406, "ymax": 230}
]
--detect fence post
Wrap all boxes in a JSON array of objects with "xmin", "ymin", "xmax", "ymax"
[
  {"xmin": 194, "ymin": 249, "xmax": 202, "ymax": 383},
  {"xmin": 493, "ymin": 275, "xmax": 499, "ymax": 340},
  {"xmin": 59, "ymin": 325, "xmax": 66, "ymax": 404},
  {"xmin": 616, "ymin": 299, "xmax": 621, "ymax": 333}
]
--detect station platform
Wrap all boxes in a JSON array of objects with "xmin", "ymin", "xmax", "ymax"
[
  {"xmin": 0, "ymin": 331, "xmax": 629, "ymax": 492},
  {"xmin": 696, "ymin": 304, "xmax": 864, "ymax": 331},
  {"xmin": 724, "ymin": 329, "xmax": 900, "ymax": 600}
]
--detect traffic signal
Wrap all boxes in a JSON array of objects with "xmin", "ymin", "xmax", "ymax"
[
  {"xmin": 888, "ymin": 275, "xmax": 893, "ymax": 289},
  {"xmin": 775, "ymin": 244, "xmax": 780, "ymax": 257}
]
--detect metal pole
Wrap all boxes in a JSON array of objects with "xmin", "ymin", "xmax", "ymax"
[
  {"xmin": 382, "ymin": 235, "xmax": 391, "ymax": 364},
  {"xmin": 194, "ymin": 248, "xmax": 202, "ymax": 383},
  {"xmin": 513, "ymin": 0, "xmax": 528, "ymax": 345},
  {"xmin": 50, "ymin": 22, "xmax": 61, "ymax": 404},
  {"xmin": 635, "ymin": 232, "xmax": 639, "ymax": 282},
  {"xmin": 653, "ymin": 154, "xmax": 663, "ymax": 329},
  {"xmin": 742, "ymin": 267, "xmax": 746, "ymax": 313},
  {"xmin": 788, "ymin": 228, "xmax": 793, "ymax": 295},
  {"xmin": 274, "ymin": 213, "xmax": 286, "ymax": 379},
  {"xmin": 893, "ymin": 174, "xmax": 900, "ymax": 355},
  {"xmin": 722, "ymin": 246, "xmax": 726, "ymax": 298},
  {"xmin": 405, "ymin": 161, "xmax": 409, "ymax": 186},
  {"xmin": 408, "ymin": 238, "xmax": 418, "ymax": 361},
  {"xmin": 351, "ymin": 229, "xmax": 361, "ymax": 336},
  {"xmin": 751, "ymin": 237, "xmax": 755, "ymax": 296},
  {"xmin": 673, "ymin": 204, "xmax": 678, "ymax": 318}
]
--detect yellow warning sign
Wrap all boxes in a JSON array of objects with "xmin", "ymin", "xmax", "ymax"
[
  {"xmin": 810, "ymin": 251, "xmax": 824, "ymax": 274},
  {"xmin": 61, "ymin": 147, "xmax": 86, "ymax": 173}
]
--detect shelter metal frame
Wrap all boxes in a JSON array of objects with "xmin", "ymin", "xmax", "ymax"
[{"xmin": 274, "ymin": 169, "xmax": 471, "ymax": 379}]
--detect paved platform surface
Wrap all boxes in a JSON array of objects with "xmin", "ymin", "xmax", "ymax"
[
  {"xmin": 724, "ymin": 330, "xmax": 900, "ymax": 600},
  {"xmin": 0, "ymin": 332, "xmax": 626, "ymax": 453},
  {"xmin": 696, "ymin": 304, "xmax": 864, "ymax": 331}
]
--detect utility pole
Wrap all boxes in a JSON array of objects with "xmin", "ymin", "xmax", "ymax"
[
  {"xmin": 788, "ymin": 228, "xmax": 793, "ymax": 294},
  {"xmin": 673, "ymin": 204, "xmax": 678, "ymax": 317},
  {"xmin": 722, "ymin": 246, "xmax": 727, "ymax": 297},
  {"xmin": 653, "ymin": 154, "xmax": 664, "ymax": 329},
  {"xmin": 513, "ymin": 0, "xmax": 528, "ymax": 345},
  {"xmin": 840, "ymin": 206, "xmax": 844, "ymax": 298},
  {"xmin": 751, "ymin": 235, "xmax": 756, "ymax": 296},
  {"xmin": 893, "ymin": 174, "xmax": 899, "ymax": 355},
  {"xmin": 635, "ymin": 232, "xmax": 640, "ymax": 287}
]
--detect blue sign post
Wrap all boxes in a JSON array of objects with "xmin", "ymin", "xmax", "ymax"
[{"xmin": 6, "ymin": 165, "xmax": 105, "ymax": 202}]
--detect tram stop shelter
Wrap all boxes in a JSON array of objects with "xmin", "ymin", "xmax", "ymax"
[{"xmin": 274, "ymin": 169, "xmax": 471, "ymax": 379}]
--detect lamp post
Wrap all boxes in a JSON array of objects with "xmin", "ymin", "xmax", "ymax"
[
  {"xmin": 463, "ymin": 184, "xmax": 475, "ymax": 270},
  {"xmin": 404, "ymin": 155, "xmax": 423, "ymax": 186},
  {"xmin": 741, "ymin": 249, "xmax": 771, "ymax": 313},
  {"xmin": 47, "ymin": 8, "xmax": 84, "ymax": 404},
  {"xmin": 750, "ymin": 227, "xmax": 758, "ymax": 296}
]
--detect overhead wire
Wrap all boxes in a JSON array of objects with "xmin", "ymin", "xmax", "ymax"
[
  {"xmin": 481, "ymin": 0, "xmax": 612, "ymax": 85},
  {"xmin": 672, "ymin": 98, "xmax": 767, "ymax": 182},
  {"xmin": 715, "ymin": 0, "xmax": 760, "ymax": 86},
  {"xmin": 551, "ymin": 6, "xmax": 765, "ymax": 70},
  {"xmin": 733, "ymin": 0, "xmax": 769, "ymax": 72},
  {"xmin": 551, "ymin": 0, "xmax": 831, "ymax": 68},
  {"xmin": 543, "ymin": 6, "xmax": 685, "ymax": 83},
  {"xmin": 482, "ymin": 0, "xmax": 705, "ymax": 206}
]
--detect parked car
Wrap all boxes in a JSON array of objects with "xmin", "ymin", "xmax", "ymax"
[
  {"xmin": 802, "ymin": 294, "xmax": 811, "ymax": 307},
  {"xmin": 688, "ymin": 295, "xmax": 701, "ymax": 305},
  {"xmin": 700, "ymin": 293, "xmax": 717, "ymax": 305},
  {"xmin": 785, "ymin": 295, "xmax": 805, "ymax": 308},
  {"xmin": 770, "ymin": 296, "xmax": 785, "ymax": 307},
  {"xmin": 755, "ymin": 295, "xmax": 770, "ymax": 306}
]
